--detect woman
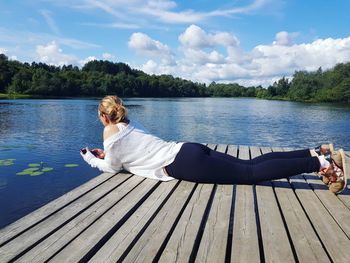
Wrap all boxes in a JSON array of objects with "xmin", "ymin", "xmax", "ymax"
[{"xmin": 81, "ymin": 96, "xmax": 348, "ymax": 194}]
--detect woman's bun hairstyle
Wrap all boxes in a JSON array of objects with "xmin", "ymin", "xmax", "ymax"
[{"xmin": 99, "ymin": 95, "xmax": 128, "ymax": 123}]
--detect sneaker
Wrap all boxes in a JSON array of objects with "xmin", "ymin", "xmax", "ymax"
[
  {"xmin": 314, "ymin": 143, "xmax": 334, "ymax": 156},
  {"xmin": 313, "ymin": 143, "xmax": 334, "ymax": 177},
  {"xmin": 321, "ymin": 149, "xmax": 348, "ymax": 194}
]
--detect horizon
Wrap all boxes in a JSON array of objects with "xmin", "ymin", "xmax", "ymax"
[{"xmin": 1, "ymin": 0, "xmax": 350, "ymax": 87}]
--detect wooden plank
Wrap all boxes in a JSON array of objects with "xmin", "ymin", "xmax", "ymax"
[
  {"xmin": 338, "ymin": 154, "xmax": 350, "ymax": 208},
  {"xmin": 195, "ymin": 185, "xmax": 233, "ymax": 263},
  {"xmin": 123, "ymin": 180, "xmax": 196, "ymax": 262},
  {"xmin": 302, "ymin": 174, "xmax": 350, "ymax": 238},
  {"xmin": 195, "ymin": 144, "xmax": 233, "ymax": 262},
  {"xmin": 158, "ymin": 183, "xmax": 214, "ymax": 262},
  {"xmin": 88, "ymin": 180, "xmax": 178, "ymax": 262},
  {"xmin": 18, "ymin": 176, "xmax": 151, "ymax": 263},
  {"xmin": 238, "ymin": 145, "xmax": 250, "ymax": 160},
  {"xmin": 0, "ymin": 172, "xmax": 118, "ymax": 245},
  {"xmin": 271, "ymin": 147, "xmax": 329, "ymax": 262},
  {"xmin": 253, "ymin": 146, "xmax": 295, "ymax": 262},
  {"xmin": 0, "ymin": 173, "xmax": 131, "ymax": 262},
  {"xmin": 290, "ymin": 175, "xmax": 350, "ymax": 262},
  {"xmin": 231, "ymin": 145, "xmax": 260, "ymax": 263}
]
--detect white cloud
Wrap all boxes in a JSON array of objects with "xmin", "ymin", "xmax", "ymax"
[
  {"xmin": 135, "ymin": 25, "xmax": 350, "ymax": 86},
  {"xmin": 178, "ymin": 25, "xmax": 209, "ymax": 49},
  {"xmin": 128, "ymin": 32, "xmax": 173, "ymax": 62},
  {"xmin": 0, "ymin": 27, "xmax": 99, "ymax": 50},
  {"xmin": 273, "ymin": 31, "xmax": 299, "ymax": 46},
  {"xmin": 36, "ymin": 41, "xmax": 77, "ymax": 66},
  {"xmin": 40, "ymin": 9, "xmax": 60, "ymax": 35},
  {"xmin": 49, "ymin": 0, "xmax": 273, "ymax": 25},
  {"xmin": 79, "ymin": 56, "xmax": 97, "ymax": 66},
  {"xmin": 0, "ymin": 48, "xmax": 17, "ymax": 60},
  {"xmin": 0, "ymin": 47, "xmax": 8, "ymax": 54},
  {"xmin": 141, "ymin": 59, "xmax": 159, "ymax": 74},
  {"xmin": 102, "ymin": 52, "xmax": 116, "ymax": 60},
  {"xmin": 146, "ymin": 0, "xmax": 177, "ymax": 10},
  {"xmin": 36, "ymin": 41, "xmax": 97, "ymax": 66},
  {"xmin": 183, "ymin": 49, "xmax": 225, "ymax": 64},
  {"xmin": 208, "ymin": 0, "xmax": 269, "ymax": 17},
  {"xmin": 179, "ymin": 25, "xmax": 238, "ymax": 49},
  {"xmin": 138, "ymin": 0, "xmax": 272, "ymax": 24},
  {"xmin": 273, "ymin": 31, "xmax": 291, "ymax": 46},
  {"xmin": 253, "ymin": 36, "xmax": 350, "ymax": 75},
  {"xmin": 0, "ymin": 26, "xmax": 100, "ymax": 63}
]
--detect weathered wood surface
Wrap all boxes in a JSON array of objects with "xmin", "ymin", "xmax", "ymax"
[{"xmin": 0, "ymin": 145, "xmax": 349, "ymax": 263}]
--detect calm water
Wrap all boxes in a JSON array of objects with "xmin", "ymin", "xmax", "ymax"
[{"xmin": 0, "ymin": 98, "xmax": 350, "ymax": 228}]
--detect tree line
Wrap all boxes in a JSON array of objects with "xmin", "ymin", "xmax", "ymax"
[{"xmin": 1, "ymin": 54, "xmax": 349, "ymax": 102}]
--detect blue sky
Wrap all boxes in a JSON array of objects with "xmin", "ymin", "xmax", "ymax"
[{"xmin": 1, "ymin": 0, "xmax": 350, "ymax": 86}]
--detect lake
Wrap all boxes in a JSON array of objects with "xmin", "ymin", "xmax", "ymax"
[{"xmin": 0, "ymin": 97, "xmax": 350, "ymax": 228}]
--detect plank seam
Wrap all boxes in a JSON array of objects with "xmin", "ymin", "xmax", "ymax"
[
  {"xmin": 288, "ymin": 176, "xmax": 333, "ymax": 262},
  {"xmin": 75, "ymin": 181, "xmax": 162, "ymax": 263},
  {"xmin": 224, "ymin": 144, "xmax": 237, "ymax": 263},
  {"xmin": 44, "ymin": 177, "xmax": 148, "ymax": 262},
  {"xmin": 271, "ymin": 183, "xmax": 300, "ymax": 262},
  {"xmin": 225, "ymin": 185, "xmax": 236, "ymax": 263},
  {"xmin": 190, "ymin": 184, "xmax": 217, "ymax": 263},
  {"xmin": 253, "ymin": 185, "xmax": 265, "ymax": 263},
  {"xmin": 0, "ymin": 173, "xmax": 120, "ymax": 248},
  {"xmin": 249, "ymin": 146, "xmax": 266, "ymax": 263},
  {"xmin": 270, "ymin": 148, "xmax": 300, "ymax": 262},
  {"xmin": 302, "ymin": 174, "xmax": 350, "ymax": 240},
  {"xmin": 116, "ymin": 181, "xmax": 181, "ymax": 263},
  {"xmin": 7, "ymin": 174, "xmax": 133, "ymax": 262},
  {"xmin": 153, "ymin": 184, "xmax": 198, "ymax": 262}
]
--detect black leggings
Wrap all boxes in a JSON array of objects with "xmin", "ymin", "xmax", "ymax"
[{"xmin": 165, "ymin": 143, "xmax": 320, "ymax": 184}]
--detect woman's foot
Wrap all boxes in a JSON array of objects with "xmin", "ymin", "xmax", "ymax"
[
  {"xmin": 319, "ymin": 149, "xmax": 348, "ymax": 194},
  {"xmin": 310, "ymin": 143, "xmax": 334, "ymax": 157}
]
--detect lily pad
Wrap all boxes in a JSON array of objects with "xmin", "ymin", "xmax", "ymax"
[
  {"xmin": 16, "ymin": 171, "xmax": 33, "ymax": 175},
  {"xmin": 64, "ymin": 164, "xmax": 79, "ymax": 168},
  {"xmin": 30, "ymin": 171, "xmax": 44, "ymax": 176},
  {"xmin": 16, "ymin": 162, "xmax": 53, "ymax": 177},
  {"xmin": 28, "ymin": 163, "xmax": 41, "ymax": 167},
  {"xmin": 23, "ymin": 168, "xmax": 39, "ymax": 172},
  {"xmin": 0, "ymin": 159, "xmax": 15, "ymax": 166}
]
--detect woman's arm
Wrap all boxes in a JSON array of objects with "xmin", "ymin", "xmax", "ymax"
[{"xmin": 81, "ymin": 150, "xmax": 122, "ymax": 174}]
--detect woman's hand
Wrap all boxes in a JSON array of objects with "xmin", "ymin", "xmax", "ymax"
[
  {"xmin": 91, "ymin": 148, "xmax": 105, "ymax": 159},
  {"xmin": 80, "ymin": 147, "xmax": 89, "ymax": 157}
]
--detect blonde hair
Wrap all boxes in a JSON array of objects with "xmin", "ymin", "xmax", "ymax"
[{"xmin": 98, "ymin": 95, "xmax": 128, "ymax": 123}]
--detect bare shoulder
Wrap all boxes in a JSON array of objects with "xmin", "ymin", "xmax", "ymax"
[{"xmin": 103, "ymin": 124, "xmax": 119, "ymax": 141}]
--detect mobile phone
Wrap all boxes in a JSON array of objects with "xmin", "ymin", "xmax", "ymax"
[{"xmin": 91, "ymin": 149, "xmax": 98, "ymax": 157}]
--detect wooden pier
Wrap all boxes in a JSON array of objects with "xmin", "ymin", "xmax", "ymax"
[{"xmin": 1, "ymin": 145, "xmax": 350, "ymax": 262}]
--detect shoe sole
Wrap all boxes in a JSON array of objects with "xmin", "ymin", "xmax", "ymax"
[
  {"xmin": 335, "ymin": 149, "xmax": 348, "ymax": 194},
  {"xmin": 316, "ymin": 143, "xmax": 335, "ymax": 179}
]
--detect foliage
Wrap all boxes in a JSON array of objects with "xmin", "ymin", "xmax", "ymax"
[{"xmin": 0, "ymin": 54, "xmax": 350, "ymax": 102}]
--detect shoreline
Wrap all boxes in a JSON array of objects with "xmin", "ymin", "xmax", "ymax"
[{"xmin": 1, "ymin": 93, "xmax": 349, "ymax": 104}]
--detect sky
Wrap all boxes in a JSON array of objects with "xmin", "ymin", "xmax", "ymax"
[{"xmin": 1, "ymin": 0, "xmax": 350, "ymax": 87}]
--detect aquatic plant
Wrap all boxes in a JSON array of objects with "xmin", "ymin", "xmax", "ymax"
[
  {"xmin": 28, "ymin": 163, "xmax": 41, "ymax": 167},
  {"xmin": 0, "ymin": 159, "xmax": 15, "ymax": 166},
  {"xmin": 16, "ymin": 162, "xmax": 53, "ymax": 176},
  {"xmin": 64, "ymin": 164, "xmax": 79, "ymax": 168},
  {"xmin": 42, "ymin": 167, "xmax": 53, "ymax": 172}
]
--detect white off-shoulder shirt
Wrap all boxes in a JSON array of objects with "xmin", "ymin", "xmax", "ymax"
[{"xmin": 82, "ymin": 120, "xmax": 183, "ymax": 181}]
